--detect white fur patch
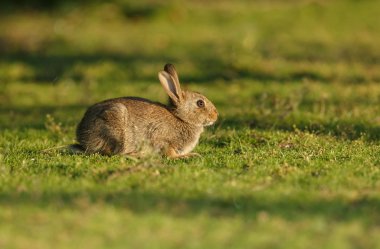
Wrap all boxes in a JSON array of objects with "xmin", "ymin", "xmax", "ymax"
[{"xmin": 179, "ymin": 128, "xmax": 203, "ymax": 155}]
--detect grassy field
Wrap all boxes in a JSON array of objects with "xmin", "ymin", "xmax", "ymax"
[{"xmin": 1, "ymin": 0, "xmax": 380, "ymax": 248}]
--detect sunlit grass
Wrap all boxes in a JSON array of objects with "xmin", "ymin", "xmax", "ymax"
[{"xmin": 1, "ymin": 0, "xmax": 380, "ymax": 248}]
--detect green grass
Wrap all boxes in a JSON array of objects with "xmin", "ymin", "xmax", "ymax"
[{"xmin": 1, "ymin": 0, "xmax": 380, "ymax": 248}]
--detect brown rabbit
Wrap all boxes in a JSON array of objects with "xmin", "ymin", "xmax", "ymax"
[{"xmin": 71, "ymin": 64, "xmax": 218, "ymax": 158}]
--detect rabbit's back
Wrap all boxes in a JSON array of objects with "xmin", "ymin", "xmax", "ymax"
[{"xmin": 76, "ymin": 97, "xmax": 178, "ymax": 155}]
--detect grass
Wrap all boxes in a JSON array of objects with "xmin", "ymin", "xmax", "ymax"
[{"xmin": 1, "ymin": 0, "xmax": 380, "ymax": 248}]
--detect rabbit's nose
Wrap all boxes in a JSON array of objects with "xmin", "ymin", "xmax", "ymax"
[{"xmin": 212, "ymin": 110, "xmax": 218, "ymax": 120}]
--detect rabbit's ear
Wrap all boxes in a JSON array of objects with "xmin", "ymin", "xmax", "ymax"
[
  {"xmin": 158, "ymin": 71, "xmax": 183, "ymax": 104},
  {"xmin": 164, "ymin": 64, "xmax": 180, "ymax": 86}
]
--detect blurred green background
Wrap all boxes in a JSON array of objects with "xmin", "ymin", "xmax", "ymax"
[
  {"xmin": 2, "ymin": 0, "xmax": 380, "ymax": 84},
  {"xmin": 1, "ymin": 1, "xmax": 380, "ymax": 248},
  {"xmin": 2, "ymin": 0, "xmax": 380, "ymax": 132}
]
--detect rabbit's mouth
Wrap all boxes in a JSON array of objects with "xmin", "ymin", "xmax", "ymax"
[
  {"xmin": 204, "ymin": 109, "xmax": 218, "ymax": 126},
  {"xmin": 204, "ymin": 111, "xmax": 218, "ymax": 126},
  {"xmin": 204, "ymin": 120, "xmax": 216, "ymax": 126}
]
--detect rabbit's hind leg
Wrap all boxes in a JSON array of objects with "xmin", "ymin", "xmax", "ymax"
[{"xmin": 96, "ymin": 103, "xmax": 130, "ymax": 155}]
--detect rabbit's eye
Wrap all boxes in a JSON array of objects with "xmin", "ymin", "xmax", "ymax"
[{"xmin": 196, "ymin": 99, "xmax": 205, "ymax": 108}]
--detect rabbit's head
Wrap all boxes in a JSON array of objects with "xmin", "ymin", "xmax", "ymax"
[{"xmin": 158, "ymin": 64, "xmax": 218, "ymax": 127}]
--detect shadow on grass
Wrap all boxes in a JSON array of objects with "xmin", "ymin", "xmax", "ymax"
[
  {"xmin": 0, "ymin": 0, "xmax": 95, "ymax": 11},
  {"xmin": 1, "ymin": 50, "xmax": 335, "ymax": 84},
  {"xmin": 217, "ymin": 115, "xmax": 380, "ymax": 141},
  {"xmin": 0, "ymin": 52, "xmax": 170, "ymax": 83},
  {"xmin": 0, "ymin": 51, "xmax": 239, "ymax": 83},
  {"xmin": 0, "ymin": 190, "xmax": 379, "ymax": 222},
  {"xmin": 0, "ymin": 104, "xmax": 87, "ymax": 130},
  {"xmin": 0, "ymin": 0, "xmax": 167, "ymax": 20}
]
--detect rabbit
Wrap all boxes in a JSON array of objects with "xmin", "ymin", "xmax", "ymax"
[{"xmin": 71, "ymin": 63, "xmax": 218, "ymax": 158}]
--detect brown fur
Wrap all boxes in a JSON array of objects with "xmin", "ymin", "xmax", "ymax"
[{"xmin": 73, "ymin": 64, "xmax": 218, "ymax": 158}]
